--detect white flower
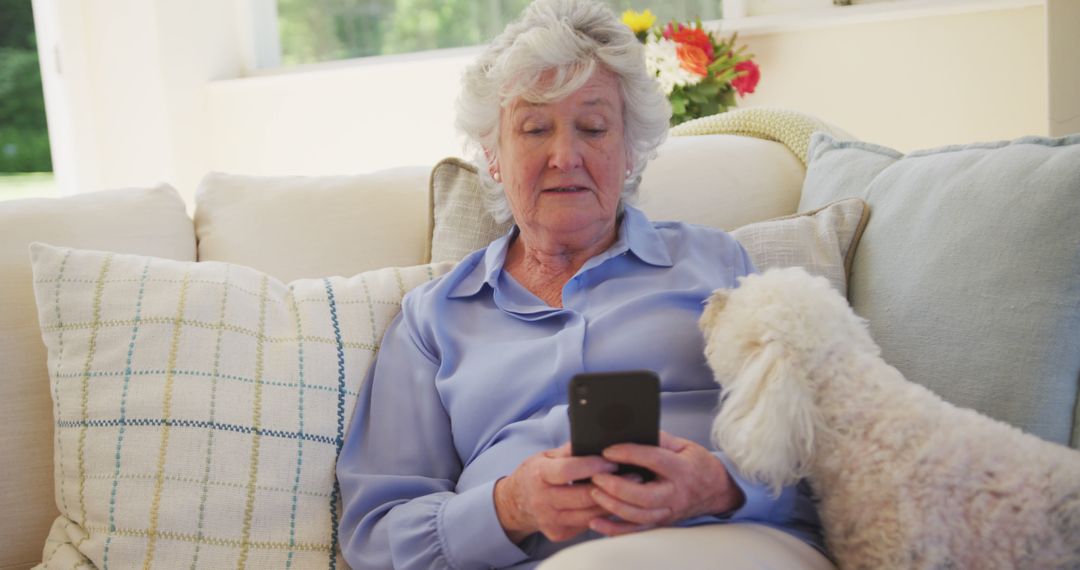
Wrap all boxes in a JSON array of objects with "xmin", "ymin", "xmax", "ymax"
[{"xmin": 644, "ymin": 37, "xmax": 701, "ymax": 95}]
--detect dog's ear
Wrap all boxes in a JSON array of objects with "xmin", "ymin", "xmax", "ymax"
[
  {"xmin": 699, "ymin": 288, "xmax": 731, "ymax": 334},
  {"xmin": 711, "ymin": 339, "xmax": 818, "ymax": 496}
]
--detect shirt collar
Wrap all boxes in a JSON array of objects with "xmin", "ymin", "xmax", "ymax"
[{"xmin": 447, "ymin": 204, "xmax": 672, "ymax": 300}]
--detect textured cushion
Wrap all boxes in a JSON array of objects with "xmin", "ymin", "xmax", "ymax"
[
  {"xmin": 429, "ymin": 135, "xmax": 805, "ymax": 263},
  {"xmin": 195, "ymin": 169, "xmax": 431, "ymax": 282},
  {"xmin": 428, "ymin": 158, "xmax": 511, "ymax": 264},
  {"xmin": 0, "ymin": 185, "xmax": 194, "ymax": 570},
  {"xmin": 669, "ymin": 106, "xmax": 854, "ymax": 167},
  {"xmin": 733, "ymin": 198, "xmax": 868, "ymax": 297},
  {"xmin": 30, "ymin": 243, "xmax": 452, "ymax": 568},
  {"xmin": 798, "ymin": 133, "xmax": 1080, "ymax": 447}
]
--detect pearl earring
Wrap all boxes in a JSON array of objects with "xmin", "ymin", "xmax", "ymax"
[
  {"xmin": 492, "ymin": 171, "xmax": 501, "ymax": 182},
  {"xmin": 625, "ymin": 169, "xmax": 632, "ymax": 176}
]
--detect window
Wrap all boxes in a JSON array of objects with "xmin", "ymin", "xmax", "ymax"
[
  {"xmin": 277, "ymin": 0, "xmax": 721, "ymax": 66},
  {"xmin": 0, "ymin": 0, "xmax": 55, "ymax": 201}
]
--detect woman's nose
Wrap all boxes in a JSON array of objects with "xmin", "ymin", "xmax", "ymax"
[{"xmin": 547, "ymin": 129, "xmax": 583, "ymax": 172}]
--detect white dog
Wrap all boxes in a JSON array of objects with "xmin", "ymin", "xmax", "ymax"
[{"xmin": 699, "ymin": 267, "xmax": 1080, "ymax": 569}]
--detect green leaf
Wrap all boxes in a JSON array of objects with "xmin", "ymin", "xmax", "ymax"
[{"xmin": 697, "ymin": 80, "xmax": 722, "ymax": 96}]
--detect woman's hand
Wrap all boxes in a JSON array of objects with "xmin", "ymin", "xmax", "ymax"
[
  {"xmin": 586, "ymin": 431, "xmax": 745, "ymax": 537},
  {"xmin": 494, "ymin": 442, "xmax": 618, "ymax": 543}
]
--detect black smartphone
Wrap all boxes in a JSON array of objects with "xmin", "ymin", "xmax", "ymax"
[{"xmin": 568, "ymin": 370, "xmax": 660, "ymax": 482}]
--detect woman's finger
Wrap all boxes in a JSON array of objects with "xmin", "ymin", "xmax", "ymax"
[
  {"xmin": 589, "ymin": 472, "xmax": 669, "ymax": 508},
  {"xmin": 601, "ymin": 443, "xmax": 679, "ymax": 477},
  {"xmin": 540, "ymin": 455, "xmax": 618, "ymax": 485},
  {"xmin": 658, "ymin": 430, "xmax": 690, "ymax": 452},
  {"xmin": 589, "ymin": 487, "xmax": 671, "ymax": 525},
  {"xmin": 544, "ymin": 442, "xmax": 573, "ymax": 458},
  {"xmin": 545, "ymin": 484, "xmax": 603, "ymax": 510}
]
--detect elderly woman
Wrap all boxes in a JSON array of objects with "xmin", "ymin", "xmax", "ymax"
[{"xmin": 337, "ymin": 1, "xmax": 828, "ymax": 568}]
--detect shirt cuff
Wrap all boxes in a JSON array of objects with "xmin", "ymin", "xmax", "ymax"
[
  {"xmin": 439, "ymin": 479, "xmax": 529, "ymax": 570},
  {"xmin": 712, "ymin": 451, "xmax": 792, "ymax": 522}
]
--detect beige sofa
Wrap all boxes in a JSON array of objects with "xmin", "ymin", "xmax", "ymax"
[{"xmin": 2, "ymin": 121, "xmax": 1077, "ymax": 568}]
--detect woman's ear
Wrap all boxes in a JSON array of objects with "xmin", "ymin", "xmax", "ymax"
[{"xmin": 483, "ymin": 148, "xmax": 500, "ymax": 181}]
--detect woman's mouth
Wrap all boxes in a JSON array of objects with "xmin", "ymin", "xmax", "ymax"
[{"xmin": 544, "ymin": 186, "xmax": 587, "ymax": 193}]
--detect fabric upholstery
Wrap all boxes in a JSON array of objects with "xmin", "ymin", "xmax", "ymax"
[
  {"xmin": 428, "ymin": 135, "xmax": 805, "ymax": 263},
  {"xmin": 428, "ymin": 158, "xmax": 512, "ymax": 264},
  {"xmin": 798, "ymin": 133, "xmax": 1080, "ymax": 447},
  {"xmin": 0, "ymin": 185, "xmax": 195, "ymax": 570},
  {"xmin": 194, "ymin": 169, "xmax": 431, "ymax": 282},
  {"xmin": 29, "ymin": 242, "xmax": 452, "ymax": 568},
  {"xmin": 670, "ymin": 106, "xmax": 853, "ymax": 167},
  {"xmin": 733, "ymin": 198, "xmax": 868, "ymax": 297}
]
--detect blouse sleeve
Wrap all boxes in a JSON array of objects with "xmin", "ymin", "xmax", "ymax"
[{"xmin": 336, "ymin": 301, "xmax": 529, "ymax": 569}]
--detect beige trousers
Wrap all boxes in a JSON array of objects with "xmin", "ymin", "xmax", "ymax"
[{"xmin": 537, "ymin": 524, "xmax": 835, "ymax": 570}]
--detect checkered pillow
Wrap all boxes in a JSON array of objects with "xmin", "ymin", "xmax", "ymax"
[{"xmin": 30, "ymin": 243, "xmax": 453, "ymax": 568}]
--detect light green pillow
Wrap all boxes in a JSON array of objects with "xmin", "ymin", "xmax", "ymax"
[
  {"xmin": 799, "ymin": 133, "xmax": 1080, "ymax": 447},
  {"xmin": 30, "ymin": 243, "xmax": 453, "ymax": 568}
]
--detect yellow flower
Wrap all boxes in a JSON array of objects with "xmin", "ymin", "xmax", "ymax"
[{"xmin": 622, "ymin": 9, "xmax": 656, "ymax": 34}]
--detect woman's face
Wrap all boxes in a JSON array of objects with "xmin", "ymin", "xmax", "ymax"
[{"xmin": 497, "ymin": 67, "xmax": 628, "ymax": 250}]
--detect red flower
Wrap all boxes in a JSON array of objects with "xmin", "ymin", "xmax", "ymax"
[
  {"xmin": 732, "ymin": 60, "xmax": 760, "ymax": 96},
  {"xmin": 676, "ymin": 44, "xmax": 710, "ymax": 77},
  {"xmin": 663, "ymin": 23, "xmax": 715, "ymax": 61}
]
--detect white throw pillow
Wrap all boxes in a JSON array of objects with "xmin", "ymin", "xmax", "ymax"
[
  {"xmin": 30, "ymin": 242, "xmax": 453, "ymax": 568},
  {"xmin": 732, "ymin": 198, "xmax": 868, "ymax": 297}
]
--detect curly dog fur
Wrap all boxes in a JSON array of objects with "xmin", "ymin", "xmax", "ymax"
[{"xmin": 700, "ymin": 267, "xmax": 1080, "ymax": 569}]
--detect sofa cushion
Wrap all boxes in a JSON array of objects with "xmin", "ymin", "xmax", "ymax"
[
  {"xmin": 429, "ymin": 134, "xmax": 805, "ymax": 263},
  {"xmin": 29, "ymin": 243, "xmax": 452, "ymax": 568},
  {"xmin": 798, "ymin": 133, "xmax": 1080, "ymax": 447},
  {"xmin": 195, "ymin": 169, "xmax": 431, "ymax": 282},
  {"xmin": 732, "ymin": 198, "xmax": 868, "ymax": 297},
  {"xmin": 0, "ymin": 185, "xmax": 195, "ymax": 570}
]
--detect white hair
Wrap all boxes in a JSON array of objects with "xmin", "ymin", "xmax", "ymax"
[{"xmin": 455, "ymin": 0, "xmax": 671, "ymax": 224}]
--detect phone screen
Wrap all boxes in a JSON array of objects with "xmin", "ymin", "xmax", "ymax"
[{"xmin": 568, "ymin": 370, "xmax": 660, "ymax": 482}]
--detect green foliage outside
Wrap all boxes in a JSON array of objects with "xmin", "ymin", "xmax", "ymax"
[
  {"xmin": 0, "ymin": 172, "xmax": 54, "ymax": 201},
  {"xmin": 0, "ymin": 0, "xmax": 52, "ymax": 173},
  {"xmin": 278, "ymin": 0, "xmax": 718, "ymax": 66}
]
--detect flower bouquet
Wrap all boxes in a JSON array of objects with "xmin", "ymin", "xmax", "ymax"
[{"xmin": 623, "ymin": 9, "xmax": 760, "ymax": 126}]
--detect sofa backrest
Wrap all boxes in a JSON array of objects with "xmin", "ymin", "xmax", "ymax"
[
  {"xmin": 0, "ymin": 134, "xmax": 805, "ymax": 567},
  {"xmin": 193, "ymin": 168, "xmax": 432, "ymax": 282},
  {"xmin": 0, "ymin": 186, "xmax": 195, "ymax": 570}
]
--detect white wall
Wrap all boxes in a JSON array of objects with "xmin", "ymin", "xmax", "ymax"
[
  {"xmin": 728, "ymin": 1, "xmax": 1048, "ymax": 150},
  {"xmin": 205, "ymin": 48, "xmax": 478, "ymax": 183}
]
